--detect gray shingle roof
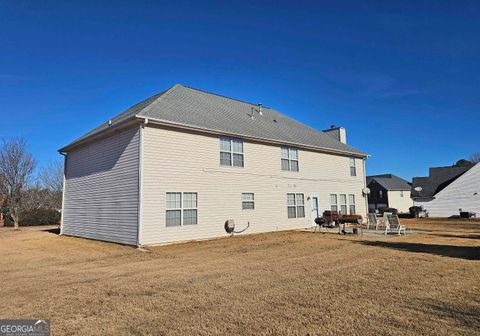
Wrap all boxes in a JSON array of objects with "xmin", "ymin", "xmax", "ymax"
[
  {"xmin": 411, "ymin": 166, "xmax": 472, "ymax": 198},
  {"xmin": 366, "ymin": 174, "xmax": 411, "ymax": 191},
  {"xmin": 60, "ymin": 84, "xmax": 367, "ymax": 157}
]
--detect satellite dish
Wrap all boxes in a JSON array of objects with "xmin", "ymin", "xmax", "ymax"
[
  {"xmin": 362, "ymin": 187, "xmax": 371, "ymax": 195},
  {"xmin": 414, "ymin": 187, "xmax": 423, "ymax": 192}
]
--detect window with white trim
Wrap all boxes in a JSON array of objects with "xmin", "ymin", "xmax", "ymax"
[
  {"xmin": 340, "ymin": 194, "xmax": 347, "ymax": 214},
  {"xmin": 220, "ymin": 137, "xmax": 244, "ymax": 167},
  {"xmin": 166, "ymin": 192, "xmax": 198, "ymax": 227},
  {"xmin": 287, "ymin": 193, "xmax": 305, "ymax": 218},
  {"xmin": 379, "ymin": 190, "xmax": 383, "ymax": 198},
  {"xmin": 242, "ymin": 193, "xmax": 255, "ymax": 210},
  {"xmin": 350, "ymin": 158, "xmax": 356, "ymax": 176},
  {"xmin": 281, "ymin": 147, "xmax": 299, "ymax": 172},
  {"xmin": 330, "ymin": 194, "xmax": 338, "ymax": 212},
  {"xmin": 349, "ymin": 194, "xmax": 356, "ymax": 215},
  {"xmin": 400, "ymin": 190, "xmax": 404, "ymax": 197}
]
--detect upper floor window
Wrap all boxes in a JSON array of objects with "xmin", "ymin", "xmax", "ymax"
[
  {"xmin": 350, "ymin": 158, "xmax": 356, "ymax": 176},
  {"xmin": 400, "ymin": 190, "xmax": 404, "ymax": 197},
  {"xmin": 281, "ymin": 147, "xmax": 299, "ymax": 172},
  {"xmin": 379, "ymin": 190, "xmax": 383, "ymax": 198},
  {"xmin": 220, "ymin": 137, "xmax": 244, "ymax": 167},
  {"xmin": 242, "ymin": 193, "xmax": 255, "ymax": 210}
]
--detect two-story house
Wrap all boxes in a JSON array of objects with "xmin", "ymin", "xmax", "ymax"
[
  {"xmin": 366, "ymin": 174, "xmax": 412, "ymax": 213},
  {"xmin": 59, "ymin": 84, "xmax": 368, "ymax": 246}
]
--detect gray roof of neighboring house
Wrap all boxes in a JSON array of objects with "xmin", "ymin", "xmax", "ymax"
[
  {"xmin": 60, "ymin": 84, "xmax": 367, "ymax": 156},
  {"xmin": 411, "ymin": 165, "xmax": 472, "ymax": 198},
  {"xmin": 366, "ymin": 174, "xmax": 411, "ymax": 191}
]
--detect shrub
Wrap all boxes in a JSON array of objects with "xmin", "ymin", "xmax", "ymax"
[
  {"xmin": 4, "ymin": 208, "xmax": 60, "ymax": 227},
  {"xmin": 409, "ymin": 206, "xmax": 424, "ymax": 218},
  {"xmin": 378, "ymin": 207, "xmax": 398, "ymax": 215}
]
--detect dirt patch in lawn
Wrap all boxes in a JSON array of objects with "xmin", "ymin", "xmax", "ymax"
[{"xmin": 0, "ymin": 219, "xmax": 479, "ymax": 335}]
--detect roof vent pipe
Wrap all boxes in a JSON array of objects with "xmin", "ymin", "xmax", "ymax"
[{"xmin": 258, "ymin": 104, "xmax": 263, "ymax": 116}]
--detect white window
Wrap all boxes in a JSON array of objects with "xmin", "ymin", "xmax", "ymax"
[
  {"xmin": 281, "ymin": 147, "xmax": 299, "ymax": 172},
  {"xmin": 350, "ymin": 158, "xmax": 356, "ymax": 176},
  {"xmin": 287, "ymin": 193, "xmax": 305, "ymax": 218},
  {"xmin": 242, "ymin": 193, "xmax": 255, "ymax": 210},
  {"xmin": 220, "ymin": 137, "xmax": 244, "ymax": 167},
  {"xmin": 400, "ymin": 190, "xmax": 404, "ymax": 197},
  {"xmin": 166, "ymin": 192, "xmax": 198, "ymax": 227},
  {"xmin": 340, "ymin": 194, "xmax": 347, "ymax": 214},
  {"xmin": 330, "ymin": 194, "xmax": 338, "ymax": 212},
  {"xmin": 349, "ymin": 194, "xmax": 356, "ymax": 215}
]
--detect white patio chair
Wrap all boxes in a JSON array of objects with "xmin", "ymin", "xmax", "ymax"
[{"xmin": 385, "ymin": 214, "xmax": 406, "ymax": 235}]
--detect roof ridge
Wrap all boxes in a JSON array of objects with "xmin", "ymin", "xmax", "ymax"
[
  {"xmin": 179, "ymin": 84, "xmax": 271, "ymax": 109},
  {"xmin": 135, "ymin": 84, "xmax": 180, "ymax": 117}
]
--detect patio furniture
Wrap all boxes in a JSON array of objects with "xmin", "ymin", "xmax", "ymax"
[{"xmin": 385, "ymin": 214, "xmax": 406, "ymax": 235}]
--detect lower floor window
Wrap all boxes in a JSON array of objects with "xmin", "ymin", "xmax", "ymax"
[
  {"xmin": 330, "ymin": 194, "xmax": 338, "ymax": 212},
  {"xmin": 331, "ymin": 193, "xmax": 356, "ymax": 215},
  {"xmin": 242, "ymin": 193, "xmax": 255, "ymax": 210},
  {"xmin": 349, "ymin": 194, "xmax": 356, "ymax": 214},
  {"xmin": 340, "ymin": 194, "xmax": 347, "ymax": 215},
  {"xmin": 166, "ymin": 192, "xmax": 198, "ymax": 226},
  {"xmin": 287, "ymin": 193, "xmax": 305, "ymax": 218}
]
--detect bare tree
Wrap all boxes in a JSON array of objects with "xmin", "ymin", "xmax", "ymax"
[
  {"xmin": 0, "ymin": 138, "xmax": 36, "ymax": 229},
  {"xmin": 38, "ymin": 160, "xmax": 63, "ymax": 209},
  {"xmin": 39, "ymin": 160, "xmax": 63, "ymax": 192},
  {"xmin": 469, "ymin": 152, "xmax": 480, "ymax": 164}
]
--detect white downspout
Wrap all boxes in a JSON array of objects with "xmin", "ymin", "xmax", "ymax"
[
  {"xmin": 59, "ymin": 152, "xmax": 67, "ymax": 235},
  {"xmin": 137, "ymin": 122, "xmax": 146, "ymax": 247},
  {"xmin": 363, "ymin": 158, "xmax": 368, "ymax": 216}
]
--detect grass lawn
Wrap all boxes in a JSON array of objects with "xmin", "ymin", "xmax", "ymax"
[{"xmin": 0, "ymin": 219, "xmax": 479, "ymax": 335}]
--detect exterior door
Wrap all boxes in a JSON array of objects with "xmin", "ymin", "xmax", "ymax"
[{"xmin": 311, "ymin": 194, "xmax": 319, "ymax": 226}]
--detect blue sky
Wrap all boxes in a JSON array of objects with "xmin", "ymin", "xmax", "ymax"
[{"xmin": 1, "ymin": 1, "xmax": 479, "ymax": 180}]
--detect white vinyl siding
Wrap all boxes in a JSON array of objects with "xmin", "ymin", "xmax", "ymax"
[
  {"xmin": 281, "ymin": 147, "xmax": 299, "ymax": 172},
  {"xmin": 166, "ymin": 192, "xmax": 198, "ymax": 226},
  {"xmin": 415, "ymin": 164, "xmax": 480, "ymax": 217},
  {"xmin": 220, "ymin": 137, "xmax": 244, "ymax": 167},
  {"xmin": 242, "ymin": 193, "xmax": 255, "ymax": 210},
  {"xmin": 287, "ymin": 193, "xmax": 305, "ymax": 218},
  {"xmin": 141, "ymin": 126, "xmax": 367, "ymax": 245},
  {"xmin": 62, "ymin": 126, "xmax": 140, "ymax": 245}
]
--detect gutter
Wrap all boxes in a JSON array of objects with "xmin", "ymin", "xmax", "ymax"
[
  {"xmin": 58, "ymin": 116, "xmax": 140, "ymax": 153},
  {"xmin": 58, "ymin": 114, "xmax": 369, "ymax": 159}
]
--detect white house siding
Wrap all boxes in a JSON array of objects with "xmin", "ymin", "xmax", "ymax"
[
  {"xmin": 417, "ymin": 163, "xmax": 480, "ymax": 217},
  {"xmin": 140, "ymin": 125, "xmax": 367, "ymax": 245},
  {"xmin": 387, "ymin": 190, "xmax": 413, "ymax": 213},
  {"xmin": 62, "ymin": 126, "xmax": 140, "ymax": 245}
]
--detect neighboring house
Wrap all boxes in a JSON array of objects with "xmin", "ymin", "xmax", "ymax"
[
  {"xmin": 59, "ymin": 84, "xmax": 368, "ymax": 246},
  {"xmin": 366, "ymin": 174, "xmax": 412, "ymax": 213},
  {"xmin": 411, "ymin": 164, "xmax": 479, "ymax": 217}
]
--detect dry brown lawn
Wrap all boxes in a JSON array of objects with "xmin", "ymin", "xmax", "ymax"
[{"xmin": 0, "ymin": 219, "xmax": 479, "ymax": 335}]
